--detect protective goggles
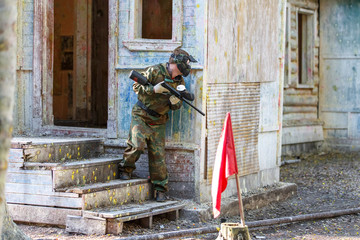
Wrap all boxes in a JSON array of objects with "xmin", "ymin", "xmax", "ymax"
[{"xmin": 171, "ymin": 53, "xmax": 197, "ymax": 77}]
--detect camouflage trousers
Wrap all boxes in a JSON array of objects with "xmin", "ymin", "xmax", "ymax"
[{"xmin": 119, "ymin": 113, "xmax": 168, "ymax": 192}]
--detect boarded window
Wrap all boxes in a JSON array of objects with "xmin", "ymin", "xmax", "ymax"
[{"xmin": 142, "ymin": 0, "xmax": 172, "ymax": 39}]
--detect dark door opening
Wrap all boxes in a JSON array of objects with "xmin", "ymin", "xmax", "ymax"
[{"xmin": 53, "ymin": 0, "xmax": 108, "ymax": 128}]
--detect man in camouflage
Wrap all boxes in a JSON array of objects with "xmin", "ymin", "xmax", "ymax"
[{"xmin": 119, "ymin": 48, "xmax": 197, "ymax": 202}]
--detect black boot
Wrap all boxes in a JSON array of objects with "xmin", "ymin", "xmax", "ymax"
[
  {"xmin": 119, "ymin": 172, "xmax": 131, "ymax": 180},
  {"xmin": 155, "ymin": 191, "xmax": 166, "ymax": 202}
]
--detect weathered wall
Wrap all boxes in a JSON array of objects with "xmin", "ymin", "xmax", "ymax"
[
  {"xmin": 200, "ymin": 0, "xmax": 285, "ymax": 202},
  {"xmin": 110, "ymin": 0, "xmax": 205, "ymax": 200},
  {"xmin": 13, "ymin": 0, "xmax": 34, "ymax": 135},
  {"xmin": 116, "ymin": 0, "xmax": 204, "ymax": 142},
  {"xmin": 282, "ymin": 0, "xmax": 324, "ymax": 156},
  {"xmin": 319, "ymin": 0, "xmax": 360, "ymax": 150},
  {"xmin": 13, "ymin": 0, "xmax": 286, "ymax": 203}
]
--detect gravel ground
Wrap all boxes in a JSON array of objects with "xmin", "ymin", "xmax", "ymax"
[{"xmin": 18, "ymin": 151, "xmax": 360, "ymax": 240}]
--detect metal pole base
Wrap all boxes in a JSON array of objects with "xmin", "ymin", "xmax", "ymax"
[{"xmin": 218, "ymin": 223, "xmax": 251, "ymax": 240}]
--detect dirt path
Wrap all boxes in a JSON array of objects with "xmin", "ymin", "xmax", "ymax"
[{"xmin": 18, "ymin": 152, "xmax": 360, "ymax": 239}]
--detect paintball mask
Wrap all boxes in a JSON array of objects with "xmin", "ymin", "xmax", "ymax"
[{"xmin": 171, "ymin": 53, "xmax": 197, "ymax": 77}]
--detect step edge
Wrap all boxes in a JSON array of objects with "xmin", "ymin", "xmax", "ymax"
[
  {"xmin": 85, "ymin": 201, "xmax": 183, "ymax": 219},
  {"xmin": 12, "ymin": 138, "xmax": 105, "ymax": 149},
  {"xmin": 108, "ymin": 203, "xmax": 185, "ymax": 220},
  {"xmin": 24, "ymin": 158, "xmax": 122, "ymax": 170},
  {"xmin": 62, "ymin": 179, "xmax": 150, "ymax": 194}
]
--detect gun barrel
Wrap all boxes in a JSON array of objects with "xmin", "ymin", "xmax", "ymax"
[{"xmin": 129, "ymin": 70, "xmax": 149, "ymax": 85}]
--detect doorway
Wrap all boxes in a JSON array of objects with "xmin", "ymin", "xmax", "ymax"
[{"xmin": 53, "ymin": 0, "xmax": 108, "ymax": 128}]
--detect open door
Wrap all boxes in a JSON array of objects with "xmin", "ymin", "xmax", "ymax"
[{"xmin": 53, "ymin": 0, "xmax": 108, "ymax": 128}]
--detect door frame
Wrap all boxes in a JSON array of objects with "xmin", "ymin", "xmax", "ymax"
[{"xmin": 33, "ymin": 0, "xmax": 118, "ymax": 138}]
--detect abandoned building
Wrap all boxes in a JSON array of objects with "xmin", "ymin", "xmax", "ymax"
[{"xmin": 7, "ymin": 0, "xmax": 359, "ymax": 235}]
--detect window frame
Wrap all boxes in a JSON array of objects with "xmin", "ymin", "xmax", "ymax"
[
  {"xmin": 284, "ymin": 3, "xmax": 291, "ymax": 88},
  {"xmin": 296, "ymin": 7, "xmax": 316, "ymax": 88},
  {"xmin": 123, "ymin": 0, "xmax": 183, "ymax": 52}
]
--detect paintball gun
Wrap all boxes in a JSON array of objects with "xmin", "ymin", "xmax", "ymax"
[{"xmin": 129, "ymin": 70, "xmax": 205, "ymax": 116}]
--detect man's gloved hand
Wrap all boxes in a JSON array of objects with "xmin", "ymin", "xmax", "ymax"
[
  {"xmin": 169, "ymin": 95, "xmax": 181, "ymax": 105},
  {"xmin": 154, "ymin": 81, "xmax": 170, "ymax": 94}
]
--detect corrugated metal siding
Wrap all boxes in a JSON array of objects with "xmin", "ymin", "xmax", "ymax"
[{"xmin": 206, "ymin": 83, "xmax": 260, "ymax": 182}]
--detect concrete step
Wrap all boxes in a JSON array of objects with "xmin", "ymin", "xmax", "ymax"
[
  {"xmin": 24, "ymin": 157, "xmax": 122, "ymax": 189},
  {"xmin": 75, "ymin": 179, "xmax": 152, "ymax": 210},
  {"xmin": 66, "ymin": 200, "xmax": 185, "ymax": 235},
  {"xmin": 10, "ymin": 137, "xmax": 104, "ymax": 163}
]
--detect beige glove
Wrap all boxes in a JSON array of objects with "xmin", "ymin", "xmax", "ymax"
[
  {"xmin": 154, "ymin": 81, "xmax": 170, "ymax": 94},
  {"xmin": 169, "ymin": 95, "xmax": 181, "ymax": 105}
]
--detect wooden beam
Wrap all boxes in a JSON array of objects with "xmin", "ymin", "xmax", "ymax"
[{"xmin": 8, "ymin": 204, "xmax": 81, "ymax": 226}]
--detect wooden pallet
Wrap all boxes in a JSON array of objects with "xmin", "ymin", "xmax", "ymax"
[{"xmin": 66, "ymin": 201, "xmax": 185, "ymax": 235}]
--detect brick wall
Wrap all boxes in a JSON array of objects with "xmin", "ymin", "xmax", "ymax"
[{"xmin": 105, "ymin": 145, "xmax": 197, "ymax": 200}]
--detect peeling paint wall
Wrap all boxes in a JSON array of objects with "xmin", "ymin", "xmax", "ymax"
[
  {"xmin": 116, "ymin": 0, "xmax": 204, "ymax": 143},
  {"xmin": 319, "ymin": 0, "xmax": 360, "ymax": 150},
  {"xmin": 113, "ymin": 0, "xmax": 205, "ymax": 200}
]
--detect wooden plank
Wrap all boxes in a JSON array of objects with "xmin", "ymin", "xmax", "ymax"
[
  {"xmin": 7, "ymin": 168, "xmax": 52, "ymax": 175},
  {"xmin": 8, "ymin": 149, "xmax": 24, "ymax": 161},
  {"xmin": 24, "ymin": 162, "xmax": 60, "ymax": 170},
  {"xmin": 66, "ymin": 179, "xmax": 149, "ymax": 194},
  {"xmin": 23, "ymin": 142, "xmax": 102, "ymax": 162},
  {"xmin": 8, "ymin": 162, "xmax": 24, "ymax": 169},
  {"xmin": 6, "ymin": 171, "xmax": 52, "ymax": 185},
  {"xmin": 6, "ymin": 192, "xmax": 82, "ymax": 209},
  {"xmin": 66, "ymin": 215, "xmax": 106, "ymax": 235},
  {"xmin": 11, "ymin": 137, "xmax": 103, "ymax": 146},
  {"xmin": 116, "ymin": 204, "xmax": 185, "ymax": 222},
  {"xmin": 53, "ymin": 157, "xmax": 121, "ymax": 170},
  {"xmin": 5, "ymin": 183, "xmax": 79, "ymax": 198},
  {"xmin": 88, "ymin": 201, "xmax": 180, "ymax": 219},
  {"xmin": 107, "ymin": 0, "xmax": 119, "ymax": 138},
  {"xmin": 104, "ymin": 204, "xmax": 183, "ymax": 234},
  {"xmin": 107, "ymin": 219, "xmax": 124, "ymax": 235},
  {"xmin": 8, "ymin": 203, "xmax": 81, "ymax": 226}
]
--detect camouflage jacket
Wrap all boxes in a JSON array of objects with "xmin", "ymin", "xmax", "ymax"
[{"xmin": 132, "ymin": 63, "xmax": 184, "ymax": 124}]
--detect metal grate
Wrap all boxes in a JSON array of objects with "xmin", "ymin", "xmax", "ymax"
[{"xmin": 206, "ymin": 82, "xmax": 260, "ymax": 183}]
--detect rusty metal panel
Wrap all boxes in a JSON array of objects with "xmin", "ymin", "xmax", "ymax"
[{"xmin": 206, "ymin": 83, "xmax": 260, "ymax": 182}]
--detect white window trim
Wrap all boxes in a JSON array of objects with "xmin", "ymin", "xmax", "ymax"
[
  {"xmin": 296, "ymin": 7, "xmax": 316, "ymax": 89},
  {"xmin": 123, "ymin": 0, "xmax": 183, "ymax": 52}
]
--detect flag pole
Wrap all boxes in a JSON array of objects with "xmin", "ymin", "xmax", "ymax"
[{"xmin": 235, "ymin": 173, "xmax": 245, "ymax": 226}]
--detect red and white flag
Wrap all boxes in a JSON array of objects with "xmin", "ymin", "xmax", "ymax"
[{"xmin": 211, "ymin": 112, "xmax": 239, "ymax": 218}]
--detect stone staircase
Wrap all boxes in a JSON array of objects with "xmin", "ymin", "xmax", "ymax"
[{"xmin": 6, "ymin": 137, "xmax": 184, "ymax": 235}]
